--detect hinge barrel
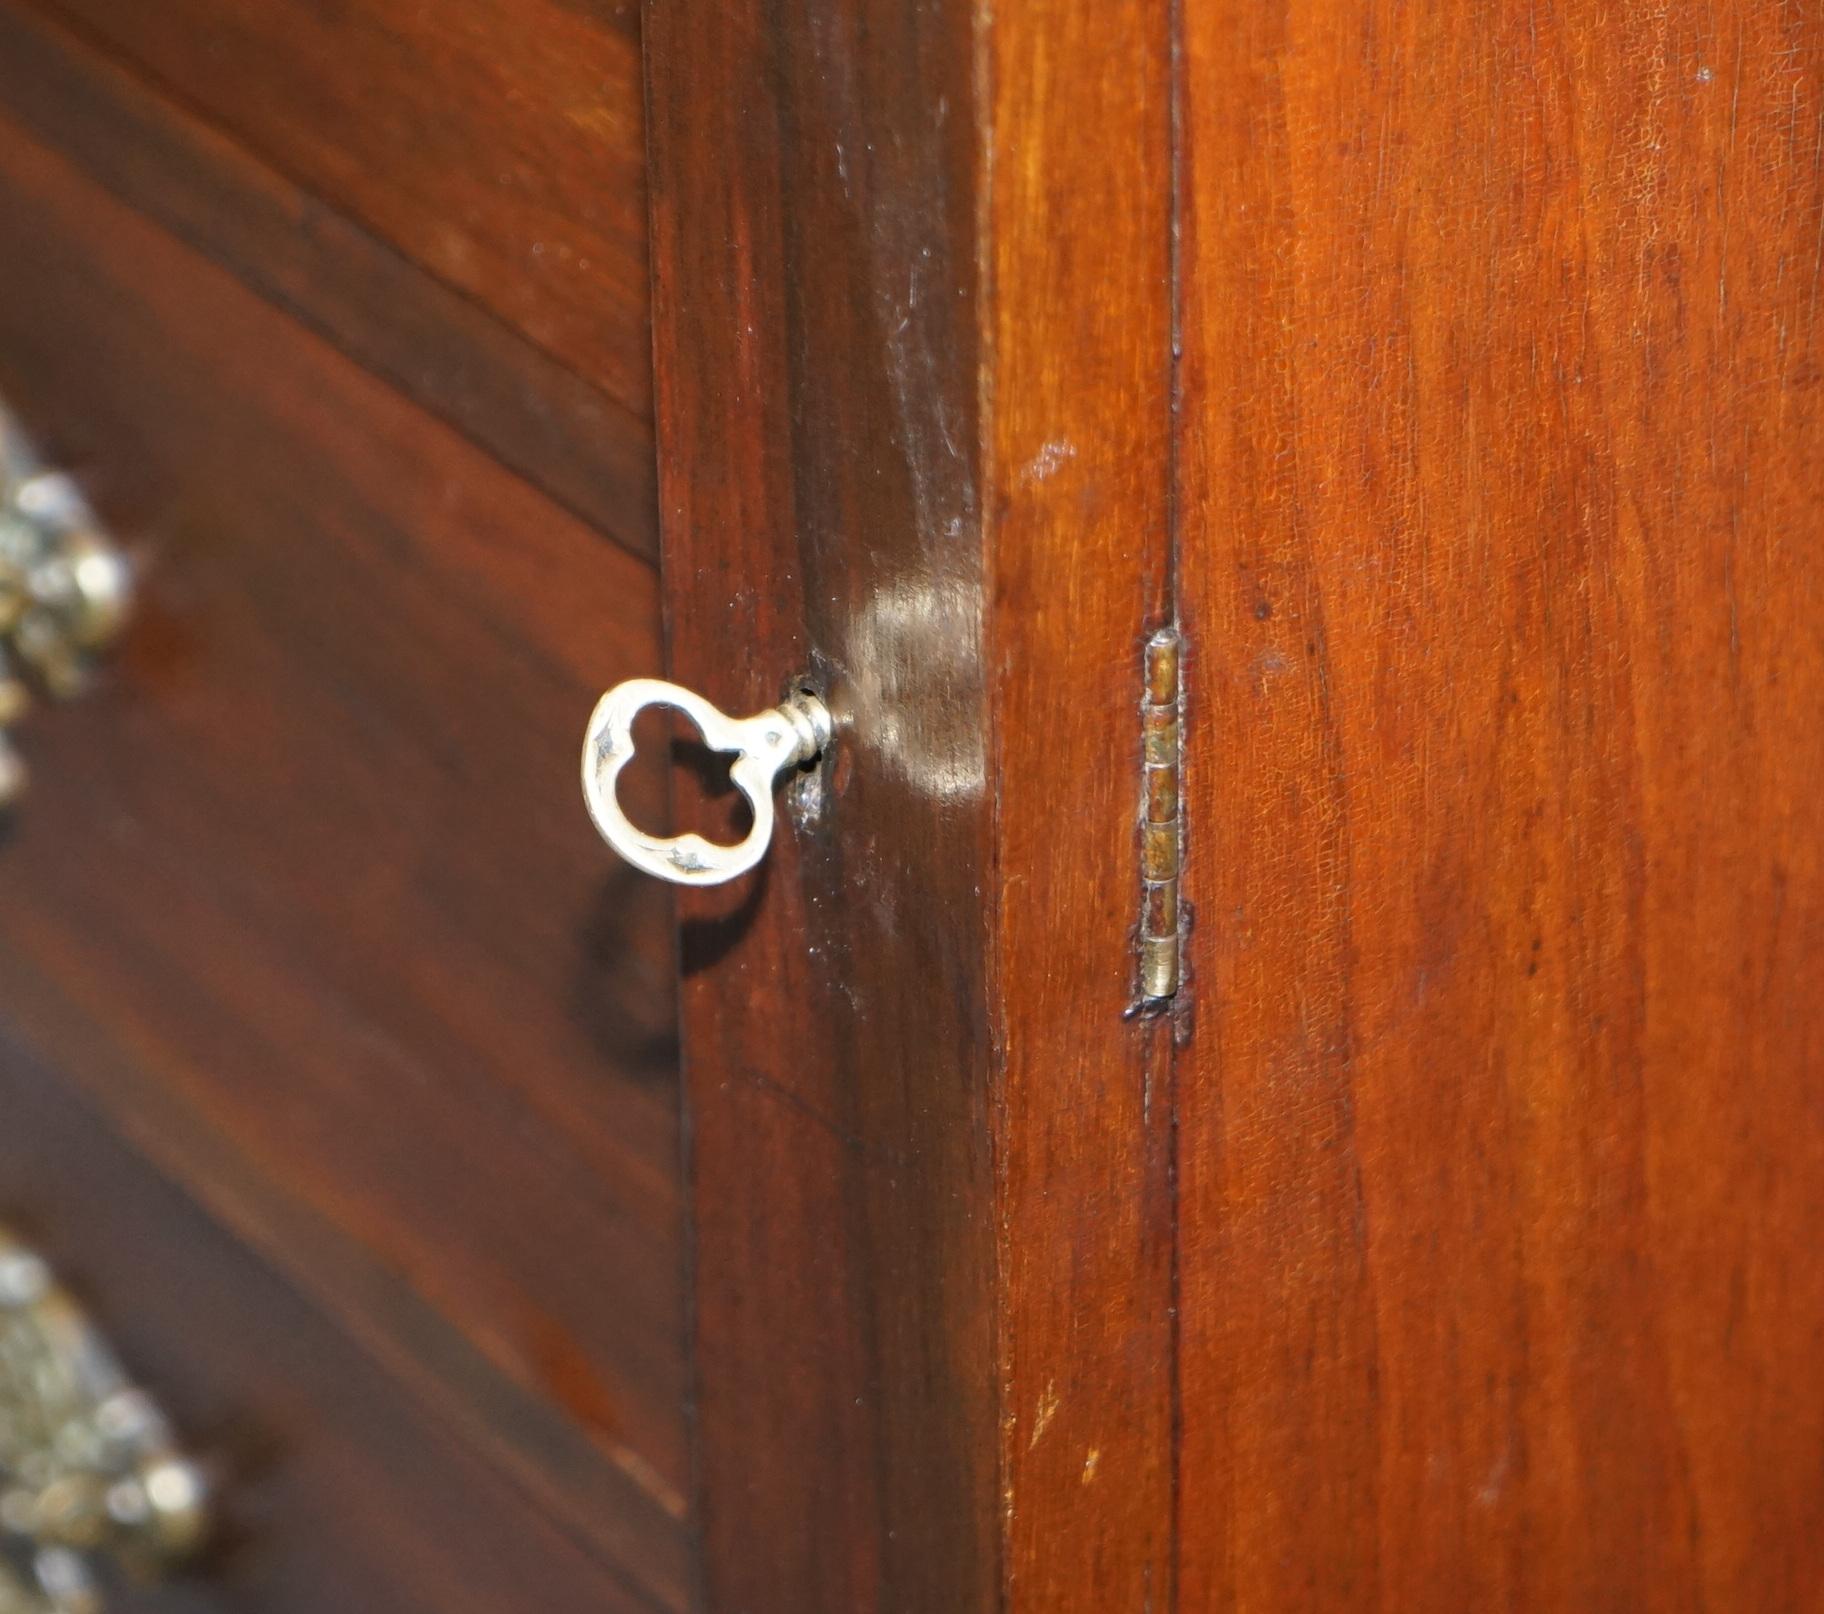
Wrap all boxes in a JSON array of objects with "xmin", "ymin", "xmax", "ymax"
[{"xmin": 1137, "ymin": 627, "xmax": 1183, "ymax": 1005}]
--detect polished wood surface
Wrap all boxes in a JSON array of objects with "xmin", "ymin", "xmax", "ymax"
[
  {"xmin": 0, "ymin": 3, "xmax": 653, "ymax": 551},
  {"xmin": 985, "ymin": 0, "xmax": 1177, "ymax": 1605},
  {"xmin": 0, "ymin": 0, "xmax": 1819, "ymax": 1605},
  {"xmin": 0, "ymin": 1033, "xmax": 661, "ymax": 1614},
  {"xmin": 0, "ymin": 6, "xmax": 681, "ymax": 1602},
  {"xmin": 1174, "ymin": 0, "xmax": 1824, "ymax": 1605},
  {"xmin": 23, "ymin": 0, "xmax": 650, "ymax": 422},
  {"xmin": 646, "ymin": 0, "xmax": 1177, "ymax": 1606},
  {"xmin": 645, "ymin": 0, "xmax": 999, "ymax": 1604},
  {"xmin": 653, "ymin": 0, "xmax": 1824, "ymax": 1607}
]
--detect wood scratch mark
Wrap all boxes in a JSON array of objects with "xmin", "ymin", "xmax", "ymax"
[{"xmin": 1029, "ymin": 1380, "xmax": 1059, "ymax": 1449}]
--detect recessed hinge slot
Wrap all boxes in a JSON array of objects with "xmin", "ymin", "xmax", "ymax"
[{"xmin": 1133, "ymin": 626, "xmax": 1183, "ymax": 1011}]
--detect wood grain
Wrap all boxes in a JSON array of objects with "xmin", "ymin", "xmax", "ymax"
[
  {"xmin": 1174, "ymin": 0, "xmax": 1824, "ymax": 1605},
  {"xmin": 984, "ymin": 0, "xmax": 1177, "ymax": 1605},
  {"xmin": 24, "ymin": 0, "xmax": 651, "ymax": 422},
  {"xmin": 0, "ymin": 0, "xmax": 656, "ymax": 558},
  {"xmin": 0, "ymin": 115, "xmax": 686, "ymax": 1610},
  {"xmin": 646, "ymin": 0, "xmax": 999, "ymax": 1604},
  {"xmin": 0, "ymin": 1029, "xmax": 667, "ymax": 1614},
  {"xmin": 1, "ymin": 0, "xmax": 1815, "ymax": 1604},
  {"xmin": 646, "ymin": 0, "xmax": 1174, "ymax": 1605}
]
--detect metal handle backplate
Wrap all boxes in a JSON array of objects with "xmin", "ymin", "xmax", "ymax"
[
  {"xmin": 0, "ymin": 399, "xmax": 135, "ymax": 806},
  {"xmin": 0, "ymin": 1231, "xmax": 209, "ymax": 1613},
  {"xmin": 581, "ymin": 678, "xmax": 830, "ymax": 886}
]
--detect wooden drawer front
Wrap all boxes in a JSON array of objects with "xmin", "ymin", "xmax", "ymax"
[
  {"xmin": 0, "ymin": 4, "xmax": 654, "ymax": 555},
  {"xmin": 0, "ymin": 12, "xmax": 682, "ymax": 1610},
  {"xmin": 0, "ymin": 1039, "xmax": 662, "ymax": 1614},
  {"xmin": 22, "ymin": 0, "xmax": 650, "ymax": 420}
]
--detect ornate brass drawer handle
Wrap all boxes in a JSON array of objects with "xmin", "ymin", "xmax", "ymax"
[
  {"xmin": 0, "ymin": 403, "xmax": 135, "ymax": 807},
  {"xmin": 0, "ymin": 1231, "xmax": 209, "ymax": 1614},
  {"xmin": 582, "ymin": 678, "xmax": 831, "ymax": 886}
]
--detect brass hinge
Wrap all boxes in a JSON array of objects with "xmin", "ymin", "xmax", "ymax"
[{"xmin": 1134, "ymin": 626, "xmax": 1183, "ymax": 1010}]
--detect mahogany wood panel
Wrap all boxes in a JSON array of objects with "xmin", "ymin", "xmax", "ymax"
[
  {"xmin": 0, "ymin": 117, "xmax": 686, "ymax": 1610},
  {"xmin": 0, "ymin": 0, "xmax": 656, "ymax": 558},
  {"xmin": 646, "ymin": 0, "xmax": 999, "ymax": 1602},
  {"xmin": 0, "ymin": 1035, "xmax": 671, "ymax": 1612},
  {"xmin": 646, "ymin": 0, "xmax": 1173, "ymax": 1606},
  {"xmin": 984, "ymin": 0, "xmax": 1177, "ymax": 1606},
  {"xmin": 23, "ymin": 0, "xmax": 651, "ymax": 424},
  {"xmin": 0, "ymin": 1031, "xmax": 665, "ymax": 1614},
  {"xmin": 1175, "ymin": 0, "xmax": 1824, "ymax": 1607}
]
